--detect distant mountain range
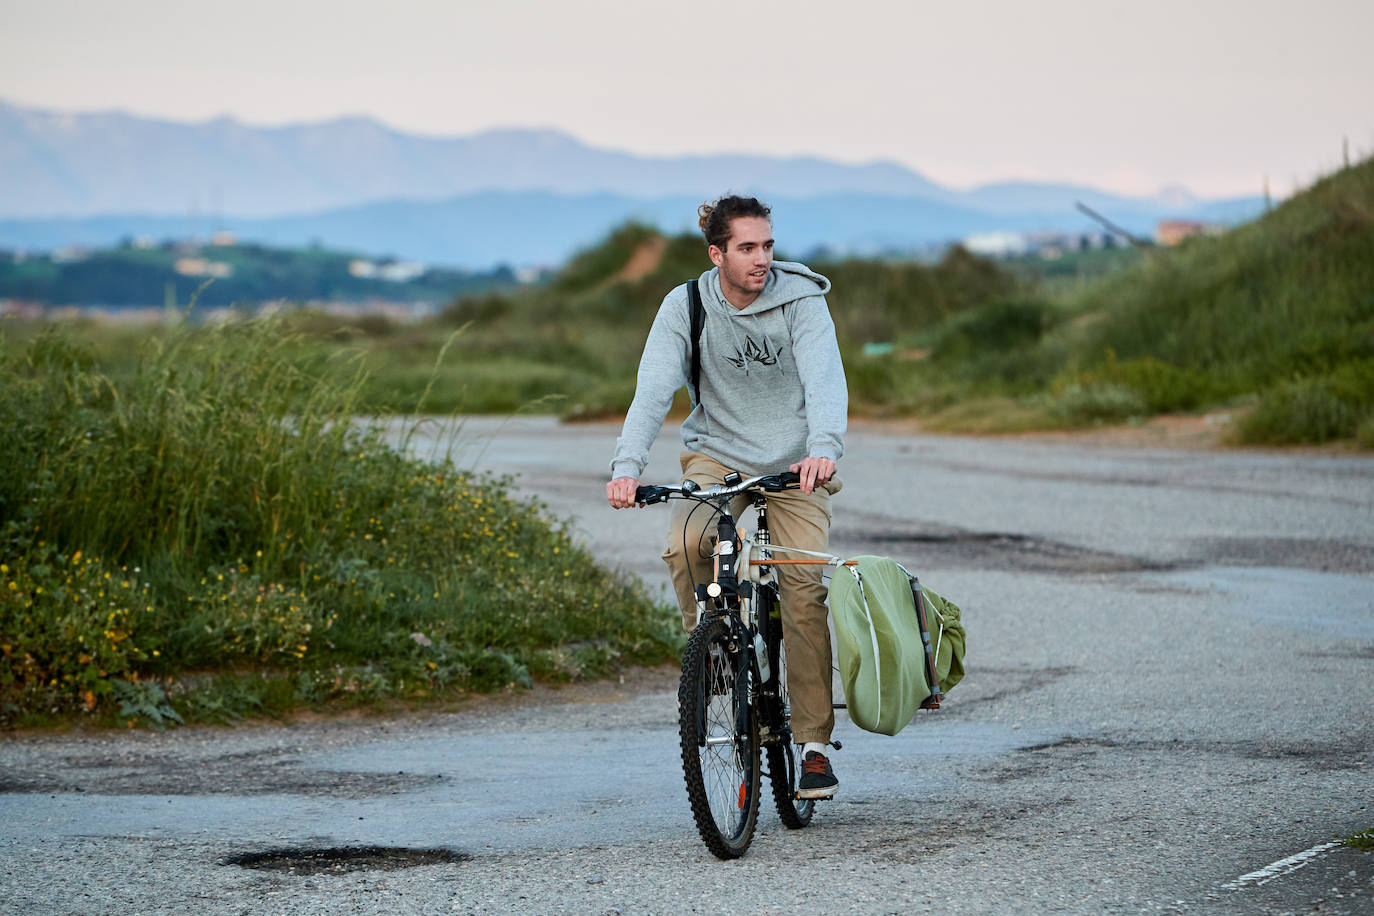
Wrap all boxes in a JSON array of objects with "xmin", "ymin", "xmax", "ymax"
[{"xmin": 0, "ymin": 100, "xmax": 1264, "ymax": 268}]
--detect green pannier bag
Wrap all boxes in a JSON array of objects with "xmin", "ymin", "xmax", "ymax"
[{"xmin": 828, "ymin": 555, "xmax": 966, "ymax": 736}]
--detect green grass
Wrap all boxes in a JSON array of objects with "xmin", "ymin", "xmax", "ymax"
[
  {"xmin": 1342, "ymin": 829, "xmax": 1374, "ymax": 849},
  {"xmin": 0, "ymin": 317, "xmax": 679, "ymax": 728}
]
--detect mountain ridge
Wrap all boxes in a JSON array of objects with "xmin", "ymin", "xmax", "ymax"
[
  {"xmin": 0, "ymin": 99, "xmax": 1265, "ymax": 267},
  {"xmin": 2, "ymin": 98, "xmax": 1243, "ymax": 214}
]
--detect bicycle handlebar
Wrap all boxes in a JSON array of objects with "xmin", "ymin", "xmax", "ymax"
[{"xmin": 634, "ymin": 470, "xmax": 801, "ymax": 506}]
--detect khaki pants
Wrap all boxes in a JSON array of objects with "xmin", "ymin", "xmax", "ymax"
[{"xmin": 661, "ymin": 452, "xmax": 836, "ymax": 745}]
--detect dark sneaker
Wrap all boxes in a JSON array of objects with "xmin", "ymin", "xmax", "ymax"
[{"xmin": 798, "ymin": 751, "xmax": 838, "ymax": 799}]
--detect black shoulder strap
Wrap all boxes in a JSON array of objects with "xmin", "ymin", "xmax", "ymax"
[{"xmin": 685, "ymin": 279, "xmax": 705, "ymax": 407}]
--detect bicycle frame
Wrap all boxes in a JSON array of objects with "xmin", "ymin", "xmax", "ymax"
[
  {"xmin": 691, "ymin": 489, "xmax": 794, "ymax": 751},
  {"xmin": 638, "ymin": 470, "xmax": 825, "ymax": 857}
]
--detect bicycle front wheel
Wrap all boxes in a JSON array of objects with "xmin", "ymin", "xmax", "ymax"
[{"xmin": 678, "ymin": 616, "xmax": 761, "ymax": 859}]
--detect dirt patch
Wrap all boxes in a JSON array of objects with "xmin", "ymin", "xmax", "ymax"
[
  {"xmin": 847, "ymin": 414, "xmax": 1229, "ymax": 449},
  {"xmin": 848, "ymin": 412, "xmax": 1364, "ymax": 454},
  {"xmin": 0, "ymin": 744, "xmax": 443, "ymax": 797},
  {"xmin": 609, "ymin": 237, "xmax": 668, "ymax": 285},
  {"xmin": 1009, "ymin": 412, "xmax": 1235, "ymax": 450}
]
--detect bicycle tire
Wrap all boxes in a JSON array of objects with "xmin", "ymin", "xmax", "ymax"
[
  {"xmin": 766, "ymin": 636, "xmax": 815, "ymax": 828},
  {"xmin": 678, "ymin": 616, "xmax": 761, "ymax": 859}
]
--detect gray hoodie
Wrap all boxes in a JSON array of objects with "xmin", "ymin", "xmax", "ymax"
[{"xmin": 610, "ymin": 260, "xmax": 847, "ymax": 480}]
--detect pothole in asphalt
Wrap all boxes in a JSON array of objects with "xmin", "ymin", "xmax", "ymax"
[
  {"xmin": 1192, "ymin": 536, "xmax": 1374, "ymax": 574},
  {"xmin": 837, "ymin": 520, "xmax": 1179, "ymax": 575},
  {"xmin": 223, "ymin": 845, "xmax": 470, "ymax": 875}
]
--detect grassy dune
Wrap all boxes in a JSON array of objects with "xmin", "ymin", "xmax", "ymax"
[{"xmin": 1023, "ymin": 159, "xmax": 1374, "ymax": 443}]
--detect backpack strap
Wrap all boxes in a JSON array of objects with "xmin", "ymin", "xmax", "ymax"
[{"xmin": 685, "ymin": 279, "xmax": 705, "ymax": 407}]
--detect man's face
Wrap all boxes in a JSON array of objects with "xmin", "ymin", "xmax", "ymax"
[{"xmin": 709, "ymin": 216, "xmax": 774, "ymax": 306}]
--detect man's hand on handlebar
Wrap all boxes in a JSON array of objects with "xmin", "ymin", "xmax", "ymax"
[
  {"xmin": 789, "ymin": 456, "xmax": 835, "ymax": 495},
  {"xmin": 607, "ymin": 476, "xmax": 641, "ymax": 509}
]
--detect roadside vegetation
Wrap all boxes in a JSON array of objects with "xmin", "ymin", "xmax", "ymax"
[
  {"xmin": 0, "ymin": 320, "xmax": 678, "ymax": 728},
  {"xmin": 3, "ymin": 159, "xmax": 1368, "ymax": 728}
]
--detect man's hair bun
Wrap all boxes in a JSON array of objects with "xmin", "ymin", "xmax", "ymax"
[{"xmin": 697, "ymin": 195, "xmax": 771, "ymax": 250}]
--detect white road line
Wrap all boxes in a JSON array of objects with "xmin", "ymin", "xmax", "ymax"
[{"xmin": 1221, "ymin": 841, "xmax": 1343, "ymax": 890}]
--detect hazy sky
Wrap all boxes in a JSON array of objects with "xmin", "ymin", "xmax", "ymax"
[{"xmin": 2, "ymin": 0, "xmax": 1370, "ymax": 199}]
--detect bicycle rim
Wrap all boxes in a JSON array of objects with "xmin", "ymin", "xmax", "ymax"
[{"xmin": 678, "ymin": 617, "xmax": 760, "ymax": 859}]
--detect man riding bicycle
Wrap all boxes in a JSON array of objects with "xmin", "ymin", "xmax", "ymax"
[{"xmin": 606, "ymin": 194, "xmax": 848, "ymax": 799}]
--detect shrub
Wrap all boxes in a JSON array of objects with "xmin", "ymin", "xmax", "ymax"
[
  {"xmin": 1059, "ymin": 352, "xmax": 1229, "ymax": 414},
  {"xmin": 927, "ymin": 300, "xmax": 1054, "ymax": 362},
  {"xmin": 1047, "ymin": 383, "xmax": 1149, "ymax": 425},
  {"xmin": 1356, "ymin": 416, "xmax": 1374, "ymax": 450},
  {"xmin": 0, "ymin": 319, "xmax": 678, "ymax": 725},
  {"xmin": 1235, "ymin": 357, "xmax": 1374, "ymax": 445}
]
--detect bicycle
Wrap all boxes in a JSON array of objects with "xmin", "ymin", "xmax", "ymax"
[{"xmin": 635, "ymin": 469, "xmax": 839, "ymax": 859}]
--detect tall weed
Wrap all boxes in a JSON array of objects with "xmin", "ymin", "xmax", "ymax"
[{"xmin": 0, "ymin": 319, "xmax": 677, "ymax": 725}]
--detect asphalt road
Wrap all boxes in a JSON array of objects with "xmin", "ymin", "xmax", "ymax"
[{"xmin": 2, "ymin": 418, "xmax": 1371, "ymax": 915}]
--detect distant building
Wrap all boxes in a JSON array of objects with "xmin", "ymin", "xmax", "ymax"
[
  {"xmin": 378, "ymin": 261, "xmax": 426, "ymax": 282},
  {"xmin": 1155, "ymin": 220, "xmax": 1220, "ymax": 246},
  {"xmin": 962, "ymin": 232, "xmax": 1029, "ymax": 258},
  {"xmin": 174, "ymin": 257, "xmax": 233, "ymax": 278},
  {"xmin": 51, "ymin": 245, "xmax": 90, "ymax": 263},
  {"xmin": 349, "ymin": 258, "xmax": 427, "ymax": 282}
]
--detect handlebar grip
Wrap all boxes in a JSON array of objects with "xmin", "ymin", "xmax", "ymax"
[
  {"xmin": 634, "ymin": 485, "xmax": 666, "ymax": 505},
  {"xmin": 759, "ymin": 470, "xmax": 802, "ymax": 492}
]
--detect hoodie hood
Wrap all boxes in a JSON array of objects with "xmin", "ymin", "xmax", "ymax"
[{"xmin": 700, "ymin": 260, "xmax": 832, "ymax": 317}]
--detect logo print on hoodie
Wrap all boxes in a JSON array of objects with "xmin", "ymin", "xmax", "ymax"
[{"xmin": 725, "ymin": 335, "xmax": 783, "ymax": 370}]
